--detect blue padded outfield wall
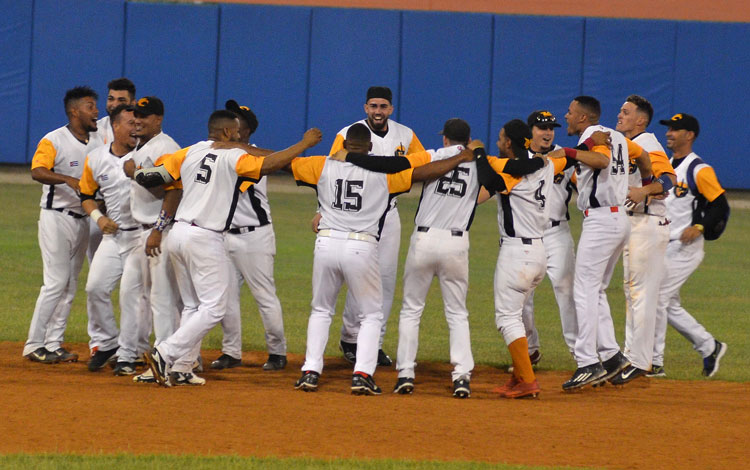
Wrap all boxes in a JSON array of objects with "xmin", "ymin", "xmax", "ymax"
[{"xmin": 2, "ymin": 1, "xmax": 749, "ymax": 188}]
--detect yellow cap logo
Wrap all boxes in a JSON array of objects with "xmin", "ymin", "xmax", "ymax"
[
  {"xmin": 540, "ymin": 111, "xmax": 553, "ymax": 117},
  {"xmin": 137, "ymin": 97, "xmax": 149, "ymax": 107},
  {"xmin": 671, "ymin": 113, "xmax": 683, "ymax": 121},
  {"xmin": 240, "ymin": 105, "xmax": 249, "ymax": 111}
]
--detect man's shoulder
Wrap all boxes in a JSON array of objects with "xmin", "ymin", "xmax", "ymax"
[
  {"xmin": 151, "ymin": 131, "xmax": 180, "ymax": 150},
  {"xmin": 386, "ymin": 119, "xmax": 415, "ymax": 134}
]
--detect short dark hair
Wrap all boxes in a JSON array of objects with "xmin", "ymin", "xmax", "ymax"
[
  {"xmin": 64, "ymin": 86, "xmax": 98, "ymax": 115},
  {"xmin": 573, "ymin": 95, "xmax": 601, "ymax": 122},
  {"xmin": 110, "ymin": 104, "xmax": 134, "ymax": 124},
  {"xmin": 208, "ymin": 109, "xmax": 239, "ymax": 133},
  {"xmin": 503, "ymin": 119, "xmax": 532, "ymax": 159},
  {"xmin": 107, "ymin": 77, "xmax": 136, "ymax": 99},
  {"xmin": 346, "ymin": 123, "xmax": 371, "ymax": 142},
  {"xmin": 625, "ymin": 94, "xmax": 654, "ymax": 126}
]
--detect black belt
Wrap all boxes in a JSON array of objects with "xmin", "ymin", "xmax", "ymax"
[
  {"xmin": 501, "ymin": 237, "xmax": 536, "ymax": 246},
  {"xmin": 522, "ymin": 238, "xmax": 533, "ymax": 245},
  {"xmin": 551, "ymin": 220, "xmax": 561, "ymax": 227},
  {"xmin": 120, "ymin": 226, "xmax": 140, "ymax": 231},
  {"xmin": 228, "ymin": 226, "xmax": 257, "ymax": 234},
  {"xmin": 53, "ymin": 208, "xmax": 85, "ymax": 219},
  {"xmin": 417, "ymin": 226, "xmax": 463, "ymax": 237}
]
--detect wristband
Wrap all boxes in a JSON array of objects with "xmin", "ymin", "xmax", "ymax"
[
  {"xmin": 90, "ymin": 209, "xmax": 103, "ymax": 223},
  {"xmin": 563, "ymin": 148, "xmax": 577, "ymax": 159},
  {"xmin": 153, "ymin": 209, "xmax": 174, "ymax": 232},
  {"xmin": 694, "ymin": 224, "xmax": 704, "ymax": 233},
  {"xmin": 582, "ymin": 137, "xmax": 595, "ymax": 150},
  {"xmin": 655, "ymin": 174, "xmax": 674, "ymax": 192}
]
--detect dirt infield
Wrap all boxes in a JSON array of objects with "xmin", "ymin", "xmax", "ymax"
[{"xmin": 2, "ymin": 341, "xmax": 747, "ymax": 469}]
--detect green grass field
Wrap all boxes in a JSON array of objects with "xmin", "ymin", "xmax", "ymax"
[{"xmin": 1, "ymin": 174, "xmax": 747, "ymax": 469}]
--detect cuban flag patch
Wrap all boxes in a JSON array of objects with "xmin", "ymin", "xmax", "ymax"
[
  {"xmin": 70, "ymin": 161, "xmax": 79, "ymax": 167},
  {"xmin": 101, "ymin": 174, "xmax": 109, "ymax": 181}
]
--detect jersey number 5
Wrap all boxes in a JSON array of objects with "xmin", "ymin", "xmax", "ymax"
[
  {"xmin": 332, "ymin": 179, "xmax": 363, "ymax": 212},
  {"xmin": 195, "ymin": 153, "xmax": 217, "ymax": 184}
]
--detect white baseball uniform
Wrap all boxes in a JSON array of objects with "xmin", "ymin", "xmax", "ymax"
[
  {"xmin": 621, "ymin": 132, "xmax": 673, "ymax": 371},
  {"xmin": 572, "ymin": 125, "xmax": 633, "ymax": 368},
  {"xmin": 86, "ymin": 115, "xmax": 115, "ymax": 263},
  {"xmin": 153, "ymin": 141, "xmax": 267, "ymax": 373},
  {"xmin": 521, "ymin": 146, "xmax": 578, "ymax": 356},
  {"xmin": 79, "ymin": 144, "xmax": 145, "ymax": 361},
  {"xmin": 292, "ymin": 155, "xmax": 416, "ymax": 376},
  {"xmin": 23, "ymin": 126, "xmax": 103, "ymax": 357},
  {"xmin": 126, "ymin": 132, "xmax": 182, "ymax": 355},
  {"xmin": 222, "ymin": 177, "xmax": 286, "ymax": 359},
  {"xmin": 330, "ymin": 120, "xmax": 424, "ymax": 346},
  {"xmin": 652, "ymin": 152, "xmax": 725, "ymax": 366},
  {"xmin": 395, "ymin": 145, "xmax": 476, "ymax": 382}
]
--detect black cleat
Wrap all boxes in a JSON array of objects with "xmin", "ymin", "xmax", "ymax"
[
  {"xmin": 262, "ymin": 354, "xmax": 287, "ymax": 371},
  {"xmin": 610, "ymin": 365, "xmax": 648, "ymax": 385},
  {"xmin": 452, "ymin": 377, "xmax": 471, "ymax": 398},
  {"xmin": 25, "ymin": 347, "xmax": 61, "ymax": 364},
  {"xmin": 595, "ymin": 351, "xmax": 630, "ymax": 386},
  {"xmin": 339, "ymin": 340, "xmax": 357, "ymax": 364},
  {"xmin": 377, "ymin": 349, "xmax": 393, "ymax": 367},
  {"xmin": 143, "ymin": 347, "xmax": 170, "ymax": 387},
  {"xmin": 646, "ymin": 365, "xmax": 666, "ymax": 378},
  {"xmin": 87, "ymin": 347, "xmax": 119, "ymax": 372},
  {"xmin": 294, "ymin": 370, "xmax": 320, "ymax": 391},
  {"xmin": 393, "ymin": 377, "xmax": 415, "ymax": 395},
  {"xmin": 351, "ymin": 372, "xmax": 382, "ymax": 395},
  {"xmin": 51, "ymin": 347, "xmax": 78, "ymax": 363},
  {"xmin": 562, "ymin": 363, "xmax": 606, "ymax": 391},
  {"xmin": 702, "ymin": 340, "xmax": 727, "ymax": 377},
  {"xmin": 210, "ymin": 353, "xmax": 242, "ymax": 370},
  {"xmin": 113, "ymin": 361, "xmax": 137, "ymax": 376}
]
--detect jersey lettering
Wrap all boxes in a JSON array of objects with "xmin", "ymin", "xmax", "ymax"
[
  {"xmin": 435, "ymin": 167, "xmax": 469, "ymax": 198},
  {"xmin": 534, "ymin": 180, "xmax": 547, "ymax": 209},
  {"xmin": 195, "ymin": 153, "xmax": 217, "ymax": 184},
  {"xmin": 332, "ymin": 179, "xmax": 363, "ymax": 212},
  {"xmin": 611, "ymin": 144, "xmax": 625, "ymax": 176}
]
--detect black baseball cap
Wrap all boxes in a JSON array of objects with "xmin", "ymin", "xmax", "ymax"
[
  {"xmin": 527, "ymin": 110, "xmax": 561, "ymax": 128},
  {"xmin": 366, "ymin": 86, "xmax": 392, "ymax": 103},
  {"xmin": 133, "ymin": 96, "xmax": 164, "ymax": 116},
  {"xmin": 659, "ymin": 113, "xmax": 700, "ymax": 137},
  {"xmin": 439, "ymin": 118, "xmax": 471, "ymax": 144},
  {"xmin": 225, "ymin": 99, "xmax": 259, "ymax": 135}
]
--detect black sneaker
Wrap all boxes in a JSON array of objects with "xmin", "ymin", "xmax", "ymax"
[
  {"xmin": 452, "ymin": 377, "xmax": 471, "ymax": 399},
  {"xmin": 377, "ymin": 349, "xmax": 393, "ymax": 367},
  {"xmin": 25, "ymin": 347, "xmax": 60, "ymax": 364},
  {"xmin": 87, "ymin": 347, "xmax": 119, "ymax": 372},
  {"xmin": 562, "ymin": 363, "xmax": 606, "ymax": 391},
  {"xmin": 702, "ymin": 340, "xmax": 727, "ymax": 377},
  {"xmin": 610, "ymin": 365, "xmax": 648, "ymax": 385},
  {"xmin": 339, "ymin": 341, "xmax": 357, "ymax": 364},
  {"xmin": 169, "ymin": 371, "xmax": 206, "ymax": 386},
  {"xmin": 51, "ymin": 347, "xmax": 78, "ymax": 363},
  {"xmin": 294, "ymin": 370, "xmax": 320, "ymax": 391},
  {"xmin": 210, "ymin": 353, "xmax": 242, "ymax": 370},
  {"xmin": 393, "ymin": 377, "xmax": 415, "ymax": 395},
  {"xmin": 595, "ymin": 351, "xmax": 630, "ymax": 386},
  {"xmin": 529, "ymin": 350, "xmax": 542, "ymax": 366},
  {"xmin": 143, "ymin": 347, "xmax": 170, "ymax": 387},
  {"xmin": 351, "ymin": 372, "xmax": 382, "ymax": 395},
  {"xmin": 262, "ymin": 354, "xmax": 287, "ymax": 371},
  {"xmin": 113, "ymin": 361, "xmax": 137, "ymax": 376},
  {"xmin": 646, "ymin": 365, "xmax": 666, "ymax": 377}
]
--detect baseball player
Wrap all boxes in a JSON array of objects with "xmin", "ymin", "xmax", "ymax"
[
  {"xmin": 518, "ymin": 110, "xmax": 578, "ymax": 367},
  {"xmin": 476, "ymin": 119, "xmax": 572, "ymax": 399},
  {"xmin": 212, "ymin": 99, "xmax": 288, "ymax": 371},
  {"xmin": 650, "ymin": 113, "xmax": 728, "ymax": 378},
  {"xmin": 325, "ymin": 86, "xmax": 425, "ymax": 367},
  {"xmin": 78, "ymin": 105, "xmax": 146, "ymax": 373},
  {"xmin": 558, "ymin": 96, "xmax": 652, "ymax": 391},
  {"xmin": 121, "ymin": 96, "xmax": 183, "ymax": 383},
  {"xmin": 23, "ymin": 86, "xmax": 103, "ymax": 364},
  {"xmin": 608, "ymin": 95, "xmax": 677, "ymax": 385},
  {"xmin": 141, "ymin": 111, "xmax": 322, "ymax": 386},
  {"xmin": 87, "ymin": 78, "xmax": 137, "ymax": 265}
]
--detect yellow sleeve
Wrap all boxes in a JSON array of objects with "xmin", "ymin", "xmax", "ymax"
[
  {"xmin": 387, "ymin": 168, "xmax": 414, "ymax": 194},
  {"xmin": 551, "ymin": 156, "xmax": 567, "ymax": 174},
  {"xmin": 78, "ymin": 156, "xmax": 99, "ymax": 197},
  {"xmin": 235, "ymin": 154, "xmax": 263, "ymax": 181},
  {"xmin": 625, "ymin": 138, "xmax": 645, "ymax": 158},
  {"xmin": 291, "ymin": 156, "xmax": 326, "ymax": 185},
  {"xmin": 592, "ymin": 144, "xmax": 611, "ymax": 159},
  {"xmin": 487, "ymin": 156, "xmax": 521, "ymax": 193},
  {"xmin": 406, "ymin": 133, "xmax": 425, "ymax": 154},
  {"xmin": 405, "ymin": 150, "xmax": 431, "ymax": 168},
  {"xmin": 329, "ymin": 134, "xmax": 345, "ymax": 155},
  {"xmin": 695, "ymin": 166, "xmax": 725, "ymax": 202},
  {"xmin": 155, "ymin": 147, "xmax": 190, "ymax": 181},
  {"xmin": 30, "ymin": 138, "xmax": 56, "ymax": 170},
  {"xmin": 647, "ymin": 150, "xmax": 674, "ymax": 178}
]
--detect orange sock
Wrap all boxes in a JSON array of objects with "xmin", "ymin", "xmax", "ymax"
[{"xmin": 508, "ymin": 337, "xmax": 536, "ymax": 383}]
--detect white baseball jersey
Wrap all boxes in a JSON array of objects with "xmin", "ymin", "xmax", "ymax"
[
  {"xmin": 629, "ymin": 132, "xmax": 673, "ymax": 217},
  {"xmin": 79, "ymin": 145, "xmax": 137, "ymax": 228},
  {"xmin": 666, "ymin": 152, "xmax": 725, "ymax": 240},
  {"xmin": 95, "ymin": 116, "xmax": 114, "ymax": 146},
  {"xmin": 31, "ymin": 126, "xmax": 104, "ymax": 214},
  {"xmin": 232, "ymin": 178, "xmax": 272, "ymax": 228},
  {"xmin": 575, "ymin": 125, "xmax": 629, "ymax": 211},
  {"xmin": 156, "ymin": 140, "xmax": 266, "ymax": 232},
  {"xmin": 130, "ymin": 132, "xmax": 180, "ymax": 225},
  {"xmin": 331, "ymin": 119, "xmax": 424, "ymax": 158},
  {"xmin": 414, "ymin": 145, "xmax": 478, "ymax": 231},
  {"xmin": 528, "ymin": 146, "xmax": 575, "ymax": 224}
]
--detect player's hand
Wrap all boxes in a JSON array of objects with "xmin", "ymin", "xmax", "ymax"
[
  {"xmin": 547, "ymin": 148, "xmax": 566, "ymax": 159},
  {"xmin": 303, "ymin": 128, "xmax": 323, "ymax": 148},
  {"xmin": 64, "ymin": 176, "xmax": 81, "ymax": 194},
  {"xmin": 458, "ymin": 147, "xmax": 475, "ymax": 162},
  {"xmin": 310, "ymin": 212, "xmax": 322, "ymax": 233},
  {"xmin": 590, "ymin": 131, "xmax": 612, "ymax": 148},
  {"xmin": 97, "ymin": 216, "xmax": 119, "ymax": 234},
  {"xmin": 625, "ymin": 186, "xmax": 649, "ymax": 208},
  {"xmin": 680, "ymin": 225, "xmax": 703, "ymax": 245},
  {"xmin": 468, "ymin": 139, "xmax": 484, "ymax": 151},
  {"xmin": 145, "ymin": 230, "xmax": 163, "ymax": 257},
  {"xmin": 329, "ymin": 149, "xmax": 348, "ymax": 162},
  {"xmin": 123, "ymin": 159, "xmax": 136, "ymax": 178}
]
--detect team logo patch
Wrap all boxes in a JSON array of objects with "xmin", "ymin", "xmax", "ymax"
[
  {"xmin": 69, "ymin": 161, "xmax": 79, "ymax": 167},
  {"xmin": 670, "ymin": 113, "xmax": 683, "ymax": 121},
  {"xmin": 553, "ymin": 173, "xmax": 564, "ymax": 185},
  {"xmin": 240, "ymin": 105, "xmax": 250, "ymax": 111},
  {"xmin": 629, "ymin": 161, "xmax": 638, "ymax": 174},
  {"xmin": 394, "ymin": 145, "xmax": 406, "ymax": 157},
  {"xmin": 137, "ymin": 97, "xmax": 149, "ymax": 107},
  {"xmin": 674, "ymin": 183, "xmax": 689, "ymax": 198}
]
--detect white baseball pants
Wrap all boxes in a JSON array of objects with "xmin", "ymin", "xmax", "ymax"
[
  {"xmin": 24, "ymin": 209, "xmax": 88, "ymax": 356},
  {"xmin": 573, "ymin": 207, "xmax": 630, "ymax": 367},
  {"xmin": 223, "ymin": 224, "xmax": 286, "ymax": 358},
  {"xmin": 652, "ymin": 237, "xmax": 715, "ymax": 365},
  {"xmin": 303, "ymin": 232, "xmax": 382, "ymax": 376},
  {"xmin": 396, "ymin": 228, "xmax": 474, "ymax": 382},
  {"xmin": 86, "ymin": 217, "xmax": 102, "ymax": 264},
  {"xmin": 622, "ymin": 213, "xmax": 669, "ymax": 370}
]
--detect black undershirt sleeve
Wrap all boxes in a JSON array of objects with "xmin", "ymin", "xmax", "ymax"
[
  {"xmin": 344, "ymin": 153, "xmax": 411, "ymax": 173},
  {"xmin": 474, "ymin": 148, "xmax": 507, "ymax": 194},
  {"xmin": 502, "ymin": 157, "xmax": 544, "ymax": 176}
]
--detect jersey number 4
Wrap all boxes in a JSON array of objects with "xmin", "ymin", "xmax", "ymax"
[
  {"xmin": 332, "ymin": 179, "xmax": 363, "ymax": 212},
  {"xmin": 195, "ymin": 153, "xmax": 217, "ymax": 184},
  {"xmin": 610, "ymin": 144, "xmax": 626, "ymax": 176},
  {"xmin": 435, "ymin": 167, "xmax": 469, "ymax": 198}
]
